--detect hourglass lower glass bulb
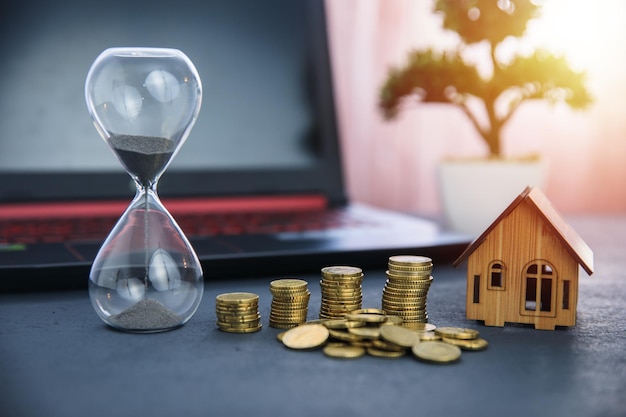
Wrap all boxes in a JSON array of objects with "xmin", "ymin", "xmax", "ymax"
[{"xmin": 85, "ymin": 47, "xmax": 204, "ymax": 332}]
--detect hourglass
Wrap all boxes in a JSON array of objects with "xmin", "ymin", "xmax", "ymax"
[{"xmin": 85, "ymin": 47, "xmax": 204, "ymax": 332}]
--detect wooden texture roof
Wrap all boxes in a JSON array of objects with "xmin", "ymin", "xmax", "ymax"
[{"xmin": 453, "ymin": 186, "xmax": 594, "ymax": 275}]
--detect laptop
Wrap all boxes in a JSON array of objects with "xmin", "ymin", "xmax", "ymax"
[{"xmin": 0, "ymin": 0, "xmax": 469, "ymax": 292}]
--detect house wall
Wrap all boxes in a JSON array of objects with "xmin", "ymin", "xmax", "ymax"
[{"xmin": 465, "ymin": 201, "xmax": 580, "ymax": 329}]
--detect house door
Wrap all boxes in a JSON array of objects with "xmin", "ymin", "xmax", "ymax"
[{"xmin": 520, "ymin": 260, "xmax": 557, "ymax": 317}]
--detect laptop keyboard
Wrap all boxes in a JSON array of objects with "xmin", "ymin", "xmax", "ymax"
[{"xmin": 0, "ymin": 209, "xmax": 372, "ymax": 244}]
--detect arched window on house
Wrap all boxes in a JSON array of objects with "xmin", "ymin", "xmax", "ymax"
[
  {"xmin": 488, "ymin": 261, "xmax": 505, "ymax": 290},
  {"xmin": 523, "ymin": 260, "xmax": 556, "ymax": 314}
]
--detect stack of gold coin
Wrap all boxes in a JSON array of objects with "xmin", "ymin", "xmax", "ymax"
[
  {"xmin": 319, "ymin": 266, "xmax": 363, "ymax": 319},
  {"xmin": 215, "ymin": 292, "xmax": 262, "ymax": 333},
  {"xmin": 269, "ymin": 279, "xmax": 311, "ymax": 329},
  {"xmin": 382, "ymin": 255, "xmax": 433, "ymax": 326}
]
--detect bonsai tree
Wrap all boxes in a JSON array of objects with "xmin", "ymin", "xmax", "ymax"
[{"xmin": 379, "ymin": 0, "xmax": 592, "ymax": 158}]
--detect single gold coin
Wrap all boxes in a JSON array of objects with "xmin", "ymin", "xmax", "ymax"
[
  {"xmin": 410, "ymin": 331, "xmax": 435, "ymax": 340},
  {"xmin": 276, "ymin": 331, "xmax": 286, "ymax": 341},
  {"xmin": 435, "ymin": 327, "xmax": 480, "ymax": 340},
  {"xmin": 442, "ymin": 337, "xmax": 489, "ymax": 351},
  {"xmin": 388, "ymin": 255, "xmax": 432, "ymax": 266},
  {"xmin": 321, "ymin": 298, "xmax": 363, "ymax": 305},
  {"xmin": 270, "ymin": 278, "xmax": 308, "ymax": 289},
  {"xmin": 347, "ymin": 326, "xmax": 381, "ymax": 339},
  {"xmin": 379, "ymin": 324, "xmax": 421, "ymax": 348},
  {"xmin": 269, "ymin": 319, "xmax": 307, "ymax": 327},
  {"xmin": 387, "ymin": 266, "xmax": 432, "ymax": 275},
  {"xmin": 344, "ymin": 313, "xmax": 387, "ymax": 323},
  {"xmin": 371, "ymin": 339, "xmax": 406, "ymax": 352},
  {"xmin": 386, "ymin": 270, "xmax": 432, "ymax": 279},
  {"xmin": 270, "ymin": 293, "xmax": 310, "ymax": 301},
  {"xmin": 218, "ymin": 324, "xmax": 262, "ymax": 333},
  {"xmin": 215, "ymin": 303, "xmax": 259, "ymax": 310},
  {"xmin": 269, "ymin": 321, "xmax": 300, "ymax": 330},
  {"xmin": 217, "ymin": 315, "xmax": 261, "ymax": 323},
  {"xmin": 404, "ymin": 323, "xmax": 436, "ymax": 332},
  {"xmin": 383, "ymin": 286, "xmax": 430, "ymax": 295},
  {"xmin": 321, "ymin": 266, "xmax": 363, "ymax": 277},
  {"xmin": 418, "ymin": 332, "xmax": 442, "ymax": 341},
  {"xmin": 350, "ymin": 308, "xmax": 385, "ymax": 315},
  {"xmin": 412, "ymin": 341, "xmax": 461, "ymax": 363},
  {"xmin": 215, "ymin": 292, "xmax": 259, "ymax": 304},
  {"xmin": 382, "ymin": 305, "xmax": 427, "ymax": 313},
  {"xmin": 367, "ymin": 347, "xmax": 406, "ymax": 358},
  {"xmin": 323, "ymin": 319, "xmax": 366, "ymax": 329},
  {"xmin": 328, "ymin": 329, "xmax": 361, "ymax": 342},
  {"xmin": 217, "ymin": 320, "xmax": 262, "ymax": 329},
  {"xmin": 381, "ymin": 299, "xmax": 428, "ymax": 307},
  {"xmin": 282, "ymin": 323, "xmax": 329, "ymax": 350},
  {"xmin": 270, "ymin": 302, "xmax": 310, "ymax": 310},
  {"xmin": 323, "ymin": 345, "xmax": 366, "ymax": 359},
  {"xmin": 320, "ymin": 305, "xmax": 362, "ymax": 312},
  {"xmin": 383, "ymin": 315, "xmax": 404, "ymax": 325},
  {"xmin": 385, "ymin": 276, "xmax": 433, "ymax": 284}
]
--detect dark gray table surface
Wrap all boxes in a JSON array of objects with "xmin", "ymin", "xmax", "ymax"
[{"xmin": 1, "ymin": 216, "xmax": 624, "ymax": 417}]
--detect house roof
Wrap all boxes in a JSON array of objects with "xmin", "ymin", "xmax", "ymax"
[{"xmin": 453, "ymin": 186, "xmax": 594, "ymax": 275}]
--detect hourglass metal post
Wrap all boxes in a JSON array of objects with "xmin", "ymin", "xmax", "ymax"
[{"xmin": 85, "ymin": 48, "xmax": 204, "ymax": 332}]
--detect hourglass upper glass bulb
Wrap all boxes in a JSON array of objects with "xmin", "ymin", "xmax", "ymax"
[{"xmin": 85, "ymin": 47, "xmax": 202, "ymax": 187}]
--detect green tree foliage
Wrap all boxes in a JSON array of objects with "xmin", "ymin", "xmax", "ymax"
[{"xmin": 380, "ymin": 0, "xmax": 592, "ymax": 157}]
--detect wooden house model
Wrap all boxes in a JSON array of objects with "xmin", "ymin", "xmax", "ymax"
[{"xmin": 453, "ymin": 186, "xmax": 594, "ymax": 330}]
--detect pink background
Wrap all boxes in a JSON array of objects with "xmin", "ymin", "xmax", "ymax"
[{"xmin": 326, "ymin": 0, "xmax": 626, "ymax": 216}]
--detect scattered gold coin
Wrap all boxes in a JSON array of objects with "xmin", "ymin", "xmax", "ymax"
[
  {"xmin": 383, "ymin": 315, "xmax": 403, "ymax": 325},
  {"xmin": 328, "ymin": 329, "xmax": 361, "ymax": 343},
  {"xmin": 350, "ymin": 308, "xmax": 385, "ymax": 315},
  {"xmin": 412, "ymin": 341, "xmax": 461, "ymax": 363},
  {"xmin": 435, "ymin": 327, "xmax": 480, "ymax": 340},
  {"xmin": 442, "ymin": 337, "xmax": 489, "ymax": 351},
  {"xmin": 367, "ymin": 347, "xmax": 406, "ymax": 358},
  {"xmin": 323, "ymin": 319, "xmax": 365, "ymax": 329},
  {"xmin": 405, "ymin": 323, "xmax": 436, "ymax": 332},
  {"xmin": 418, "ymin": 332, "xmax": 441, "ymax": 341},
  {"xmin": 347, "ymin": 326, "xmax": 381, "ymax": 339},
  {"xmin": 282, "ymin": 323, "xmax": 329, "ymax": 350},
  {"xmin": 323, "ymin": 344, "xmax": 366, "ymax": 359},
  {"xmin": 371, "ymin": 338, "xmax": 406, "ymax": 352},
  {"xmin": 345, "ymin": 313, "xmax": 387, "ymax": 323},
  {"xmin": 379, "ymin": 324, "xmax": 421, "ymax": 348}
]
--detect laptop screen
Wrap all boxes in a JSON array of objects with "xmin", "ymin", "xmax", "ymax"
[{"xmin": 0, "ymin": 0, "xmax": 345, "ymax": 205}]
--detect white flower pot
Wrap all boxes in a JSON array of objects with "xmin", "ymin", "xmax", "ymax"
[{"xmin": 438, "ymin": 157, "xmax": 549, "ymax": 236}]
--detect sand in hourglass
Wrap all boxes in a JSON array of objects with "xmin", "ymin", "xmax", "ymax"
[
  {"xmin": 107, "ymin": 134, "xmax": 180, "ymax": 330},
  {"xmin": 109, "ymin": 135, "xmax": 176, "ymax": 186}
]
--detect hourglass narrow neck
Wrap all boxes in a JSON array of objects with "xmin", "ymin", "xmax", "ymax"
[{"xmin": 134, "ymin": 181, "xmax": 160, "ymax": 201}]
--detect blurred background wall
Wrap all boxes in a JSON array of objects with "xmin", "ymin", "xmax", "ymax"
[{"xmin": 326, "ymin": 0, "xmax": 626, "ymax": 216}]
